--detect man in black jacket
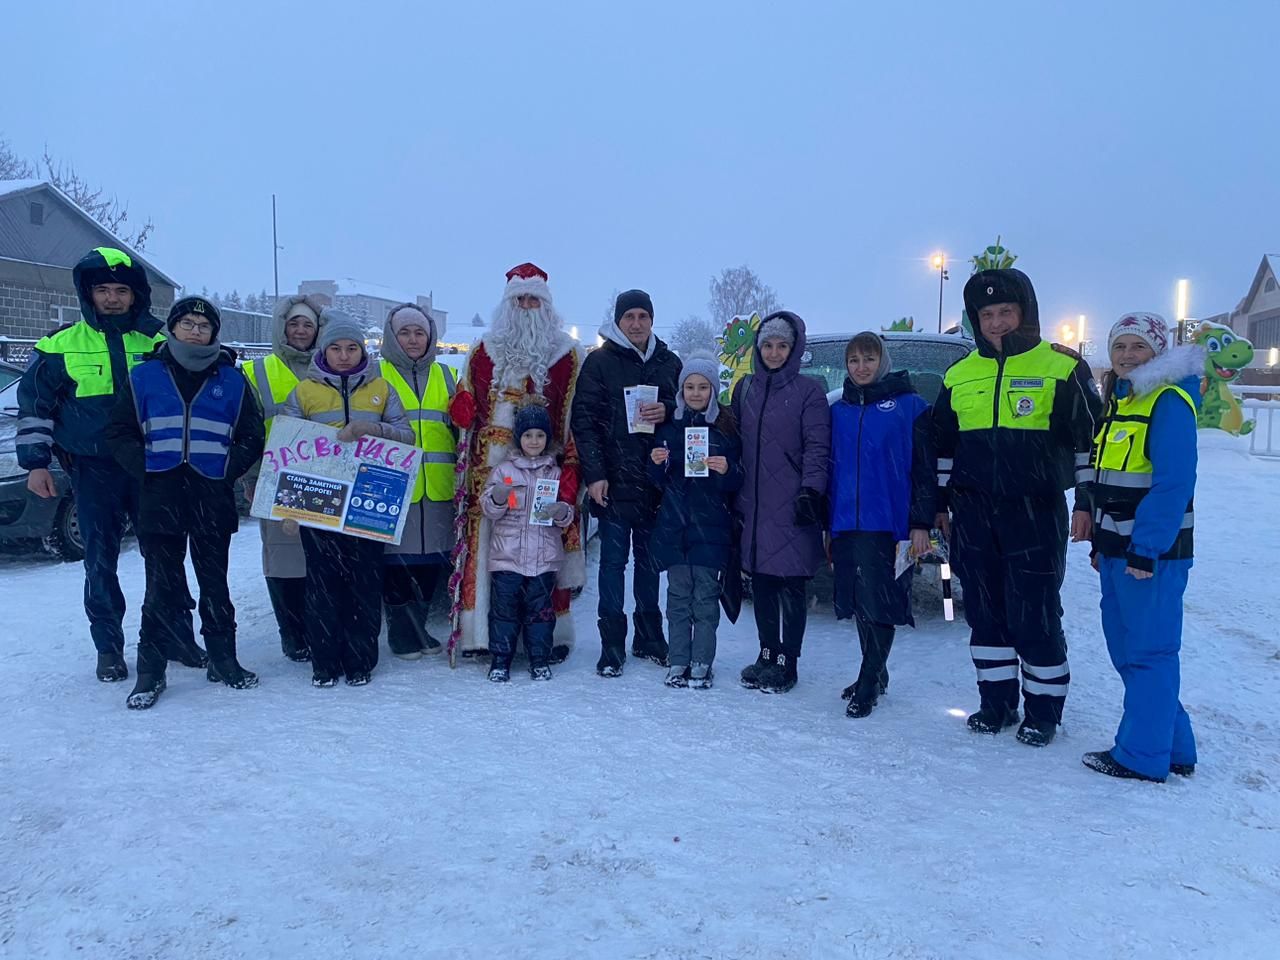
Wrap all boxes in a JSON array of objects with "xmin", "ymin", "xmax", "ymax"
[
  {"xmin": 105, "ymin": 296, "xmax": 265, "ymax": 709},
  {"xmin": 17, "ymin": 247, "xmax": 200, "ymax": 682},
  {"xmin": 571, "ymin": 290, "xmax": 681, "ymax": 676}
]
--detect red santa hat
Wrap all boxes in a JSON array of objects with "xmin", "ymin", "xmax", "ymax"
[{"xmin": 503, "ymin": 262, "xmax": 553, "ymax": 305}]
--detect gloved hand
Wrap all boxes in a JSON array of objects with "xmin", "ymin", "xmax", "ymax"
[
  {"xmin": 337, "ymin": 421, "xmax": 380, "ymax": 442},
  {"xmin": 793, "ymin": 487, "xmax": 824, "ymax": 528},
  {"xmin": 547, "ymin": 501, "xmax": 573, "ymax": 523}
]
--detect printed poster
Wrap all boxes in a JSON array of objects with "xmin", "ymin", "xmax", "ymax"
[
  {"xmin": 251, "ymin": 416, "xmax": 423, "ymax": 544},
  {"xmin": 684, "ymin": 427, "xmax": 709, "ymax": 477}
]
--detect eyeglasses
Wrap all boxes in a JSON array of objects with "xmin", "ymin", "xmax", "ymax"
[{"xmin": 176, "ymin": 319, "xmax": 214, "ymax": 334}]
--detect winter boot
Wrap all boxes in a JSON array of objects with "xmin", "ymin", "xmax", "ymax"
[
  {"xmin": 967, "ymin": 704, "xmax": 1020, "ymax": 734},
  {"xmin": 841, "ymin": 676, "xmax": 888, "ymax": 701},
  {"xmin": 168, "ymin": 634, "xmax": 209, "ymax": 669},
  {"xmin": 281, "ymin": 636, "xmax": 312, "ymax": 663},
  {"xmin": 549, "ymin": 644, "xmax": 570, "ymax": 665},
  {"xmin": 345, "ymin": 672, "xmax": 372, "ymax": 686},
  {"xmin": 631, "ymin": 612, "xmax": 669, "ymax": 666},
  {"xmin": 96, "ymin": 649, "xmax": 129, "ymax": 683},
  {"xmin": 208, "ymin": 660, "xmax": 259, "ymax": 689},
  {"xmin": 757, "ymin": 653, "xmax": 798, "ymax": 694},
  {"xmin": 312, "ymin": 674, "xmax": 339, "ymax": 688},
  {"xmin": 740, "ymin": 648, "xmax": 772, "ymax": 689},
  {"xmin": 488, "ymin": 662, "xmax": 511, "ymax": 683},
  {"xmin": 386, "ymin": 603, "xmax": 426, "ymax": 660},
  {"xmin": 664, "ymin": 664, "xmax": 690, "ymax": 688},
  {"xmin": 530, "ymin": 664, "xmax": 553, "ymax": 682},
  {"xmin": 1082, "ymin": 750, "xmax": 1165, "ymax": 783},
  {"xmin": 688, "ymin": 663, "xmax": 714, "ymax": 690},
  {"xmin": 1170, "ymin": 762, "xmax": 1196, "ymax": 777},
  {"xmin": 846, "ymin": 693, "xmax": 879, "ymax": 718},
  {"xmin": 1015, "ymin": 718, "xmax": 1058, "ymax": 747},
  {"xmin": 596, "ymin": 616, "xmax": 627, "ymax": 678},
  {"xmin": 126, "ymin": 673, "xmax": 166, "ymax": 710}
]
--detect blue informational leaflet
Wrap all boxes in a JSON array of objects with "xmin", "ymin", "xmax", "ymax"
[{"xmin": 343, "ymin": 464, "xmax": 406, "ymax": 539}]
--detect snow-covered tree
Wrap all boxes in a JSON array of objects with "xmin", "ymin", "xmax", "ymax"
[
  {"xmin": 708, "ymin": 266, "xmax": 780, "ymax": 330},
  {"xmin": 471, "ymin": 312, "xmax": 484, "ymax": 327},
  {"xmin": 224, "ymin": 290, "xmax": 243, "ymax": 310},
  {"xmin": 670, "ymin": 314, "xmax": 719, "ymax": 355},
  {"xmin": 0, "ymin": 136, "xmax": 33, "ymax": 180}
]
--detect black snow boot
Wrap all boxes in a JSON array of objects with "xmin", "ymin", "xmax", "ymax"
[
  {"xmin": 1016, "ymin": 719, "xmax": 1058, "ymax": 748},
  {"xmin": 96, "ymin": 649, "xmax": 129, "ymax": 683},
  {"xmin": 846, "ymin": 693, "xmax": 878, "ymax": 718},
  {"xmin": 967, "ymin": 704, "xmax": 1020, "ymax": 734},
  {"xmin": 596, "ymin": 616, "xmax": 627, "ymax": 678},
  {"xmin": 757, "ymin": 653, "xmax": 798, "ymax": 694},
  {"xmin": 281, "ymin": 636, "xmax": 311, "ymax": 663},
  {"xmin": 549, "ymin": 644, "xmax": 570, "ymax": 665},
  {"xmin": 168, "ymin": 634, "xmax": 209, "ymax": 669},
  {"xmin": 631, "ymin": 612, "xmax": 668, "ymax": 666},
  {"xmin": 126, "ymin": 673, "xmax": 166, "ymax": 710},
  {"xmin": 488, "ymin": 661, "xmax": 512, "ymax": 683},
  {"xmin": 385, "ymin": 603, "xmax": 426, "ymax": 660},
  {"xmin": 206, "ymin": 638, "xmax": 258, "ymax": 690},
  {"xmin": 1082, "ymin": 750, "xmax": 1165, "ymax": 783},
  {"xmin": 740, "ymin": 648, "xmax": 772, "ymax": 689},
  {"xmin": 530, "ymin": 664, "xmax": 553, "ymax": 681}
]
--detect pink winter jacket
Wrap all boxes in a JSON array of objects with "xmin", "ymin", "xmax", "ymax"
[{"xmin": 481, "ymin": 454, "xmax": 574, "ymax": 577}]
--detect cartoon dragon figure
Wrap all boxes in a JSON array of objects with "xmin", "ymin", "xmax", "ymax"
[
  {"xmin": 1191, "ymin": 320, "xmax": 1255, "ymax": 435},
  {"xmin": 717, "ymin": 313, "xmax": 761, "ymax": 404},
  {"xmin": 883, "ymin": 316, "xmax": 914, "ymax": 332}
]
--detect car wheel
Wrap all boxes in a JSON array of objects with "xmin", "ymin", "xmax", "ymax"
[{"xmin": 43, "ymin": 497, "xmax": 85, "ymax": 562}]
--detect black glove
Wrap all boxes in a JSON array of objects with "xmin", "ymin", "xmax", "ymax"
[{"xmin": 794, "ymin": 486, "xmax": 825, "ymax": 528}]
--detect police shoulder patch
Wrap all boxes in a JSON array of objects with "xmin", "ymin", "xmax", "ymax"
[{"xmin": 1051, "ymin": 343, "xmax": 1082, "ymax": 361}]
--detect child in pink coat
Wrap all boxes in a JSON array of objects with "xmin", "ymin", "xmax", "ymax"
[{"xmin": 480, "ymin": 401, "xmax": 574, "ymax": 682}]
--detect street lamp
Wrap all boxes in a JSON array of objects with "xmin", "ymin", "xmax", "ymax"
[
  {"xmin": 931, "ymin": 253, "xmax": 949, "ymax": 333},
  {"xmin": 1059, "ymin": 321, "xmax": 1076, "ymax": 344}
]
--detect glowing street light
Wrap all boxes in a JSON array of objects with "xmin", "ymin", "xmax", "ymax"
[
  {"xmin": 1059, "ymin": 321, "xmax": 1076, "ymax": 343},
  {"xmin": 1175, "ymin": 278, "xmax": 1191, "ymax": 343},
  {"xmin": 930, "ymin": 253, "xmax": 949, "ymax": 333}
]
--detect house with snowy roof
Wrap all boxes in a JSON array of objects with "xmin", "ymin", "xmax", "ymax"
[
  {"xmin": 297, "ymin": 277, "xmax": 448, "ymax": 340},
  {"xmin": 0, "ymin": 179, "xmax": 178, "ymax": 341}
]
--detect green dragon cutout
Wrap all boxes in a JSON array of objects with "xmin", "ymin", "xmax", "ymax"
[
  {"xmin": 717, "ymin": 313, "xmax": 760, "ymax": 404},
  {"xmin": 1191, "ymin": 321, "xmax": 1255, "ymax": 436},
  {"xmin": 883, "ymin": 316, "xmax": 914, "ymax": 332},
  {"xmin": 959, "ymin": 237, "xmax": 1019, "ymax": 338}
]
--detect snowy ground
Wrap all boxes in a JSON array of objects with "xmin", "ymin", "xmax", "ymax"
[{"xmin": 2, "ymin": 433, "xmax": 1279, "ymax": 960}]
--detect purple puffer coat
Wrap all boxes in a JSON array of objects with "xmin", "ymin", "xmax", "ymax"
[
  {"xmin": 731, "ymin": 311, "xmax": 831, "ymax": 577},
  {"xmin": 481, "ymin": 454, "xmax": 574, "ymax": 577}
]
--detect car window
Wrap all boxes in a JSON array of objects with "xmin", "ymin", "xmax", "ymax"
[{"xmin": 801, "ymin": 338, "xmax": 971, "ymax": 404}]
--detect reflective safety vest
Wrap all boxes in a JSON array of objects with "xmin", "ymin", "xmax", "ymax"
[
  {"xmin": 943, "ymin": 340, "xmax": 1078, "ymax": 433},
  {"xmin": 130, "ymin": 360, "xmax": 246, "ymax": 479},
  {"xmin": 36, "ymin": 321, "xmax": 165, "ymax": 398},
  {"xmin": 293, "ymin": 374, "xmax": 392, "ymax": 428},
  {"xmin": 380, "ymin": 359, "xmax": 457, "ymax": 502},
  {"xmin": 1091, "ymin": 383, "xmax": 1195, "ymax": 560},
  {"xmin": 243, "ymin": 353, "xmax": 300, "ymax": 431}
]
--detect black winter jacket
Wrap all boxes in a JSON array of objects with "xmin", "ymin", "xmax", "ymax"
[
  {"xmin": 570, "ymin": 331, "xmax": 681, "ymax": 524},
  {"xmin": 105, "ymin": 345, "xmax": 265, "ymax": 537}
]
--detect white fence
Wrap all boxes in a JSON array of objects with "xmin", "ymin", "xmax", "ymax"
[{"xmin": 1230, "ymin": 386, "xmax": 1280, "ymax": 459}]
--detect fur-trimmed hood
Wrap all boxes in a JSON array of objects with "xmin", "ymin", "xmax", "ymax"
[{"xmin": 1121, "ymin": 343, "xmax": 1206, "ymax": 398}]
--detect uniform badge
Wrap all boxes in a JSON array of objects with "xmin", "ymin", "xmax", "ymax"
[
  {"xmin": 192, "ymin": 300, "xmax": 206, "ymax": 314},
  {"xmin": 1015, "ymin": 396, "xmax": 1035, "ymax": 417},
  {"xmin": 877, "ymin": 399, "xmax": 897, "ymax": 411},
  {"xmin": 986, "ymin": 286, "xmax": 994, "ymax": 295},
  {"xmin": 211, "ymin": 385, "xmax": 224, "ymax": 398}
]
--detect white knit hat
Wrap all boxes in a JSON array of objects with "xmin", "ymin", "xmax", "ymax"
[{"xmin": 1109, "ymin": 312, "xmax": 1170, "ymax": 355}]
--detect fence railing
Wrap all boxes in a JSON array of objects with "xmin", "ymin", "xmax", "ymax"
[{"xmin": 1231, "ymin": 386, "xmax": 1280, "ymax": 458}]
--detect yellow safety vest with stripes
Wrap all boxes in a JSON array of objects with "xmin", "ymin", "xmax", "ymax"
[
  {"xmin": 380, "ymin": 359, "xmax": 457, "ymax": 503},
  {"xmin": 943, "ymin": 340, "xmax": 1078, "ymax": 433},
  {"xmin": 242, "ymin": 353, "xmax": 300, "ymax": 432},
  {"xmin": 36, "ymin": 321, "xmax": 166, "ymax": 398},
  {"xmin": 1091, "ymin": 382, "xmax": 1195, "ymax": 560},
  {"xmin": 292, "ymin": 375, "xmax": 392, "ymax": 427}
]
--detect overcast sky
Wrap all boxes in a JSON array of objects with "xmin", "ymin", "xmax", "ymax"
[{"xmin": 3, "ymin": 0, "xmax": 1274, "ymax": 343}]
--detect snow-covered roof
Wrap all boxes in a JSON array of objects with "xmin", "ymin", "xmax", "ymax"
[
  {"xmin": 1237, "ymin": 254, "xmax": 1280, "ymax": 315},
  {"xmin": 0, "ymin": 178, "xmax": 179, "ymax": 288},
  {"xmin": 0, "ymin": 179, "xmax": 46, "ymax": 198}
]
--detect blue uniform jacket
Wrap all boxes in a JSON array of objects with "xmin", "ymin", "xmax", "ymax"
[{"xmin": 829, "ymin": 371, "xmax": 935, "ymax": 540}]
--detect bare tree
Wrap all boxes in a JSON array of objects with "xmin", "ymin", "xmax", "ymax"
[
  {"xmin": 0, "ymin": 137, "xmax": 33, "ymax": 180},
  {"xmin": 39, "ymin": 148, "xmax": 154, "ymax": 250},
  {"xmin": 669, "ymin": 314, "xmax": 720, "ymax": 355},
  {"xmin": 707, "ymin": 265, "xmax": 780, "ymax": 329}
]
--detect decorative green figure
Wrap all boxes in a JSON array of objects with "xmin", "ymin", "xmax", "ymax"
[
  {"xmin": 1191, "ymin": 321, "xmax": 1256, "ymax": 436},
  {"xmin": 883, "ymin": 316, "xmax": 914, "ymax": 332},
  {"xmin": 717, "ymin": 313, "xmax": 761, "ymax": 404},
  {"xmin": 959, "ymin": 237, "xmax": 1019, "ymax": 339}
]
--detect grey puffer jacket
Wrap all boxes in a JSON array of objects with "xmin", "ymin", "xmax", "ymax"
[
  {"xmin": 480, "ymin": 453, "xmax": 573, "ymax": 577},
  {"xmin": 731, "ymin": 311, "xmax": 831, "ymax": 577}
]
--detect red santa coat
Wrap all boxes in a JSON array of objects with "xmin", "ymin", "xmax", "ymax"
[{"xmin": 447, "ymin": 337, "xmax": 585, "ymax": 658}]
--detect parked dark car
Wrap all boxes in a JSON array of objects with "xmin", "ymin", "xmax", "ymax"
[{"xmin": 0, "ymin": 376, "xmax": 84, "ymax": 560}]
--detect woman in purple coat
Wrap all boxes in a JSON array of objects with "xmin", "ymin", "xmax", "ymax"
[{"xmin": 732, "ymin": 311, "xmax": 831, "ymax": 693}]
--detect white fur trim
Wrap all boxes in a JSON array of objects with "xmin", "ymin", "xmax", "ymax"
[
  {"xmin": 557, "ymin": 543, "xmax": 586, "ymax": 591},
  {"xmin": 554, "ymin": 612, "xmax": 574, "ymax": 648},
  {"xmin": 1123, "ymin": 344, "xmax": 1206, "ymax": 397},
  {"xmin": 504, "ymin": 276, "xmax": 553, "ymax": 304}
]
